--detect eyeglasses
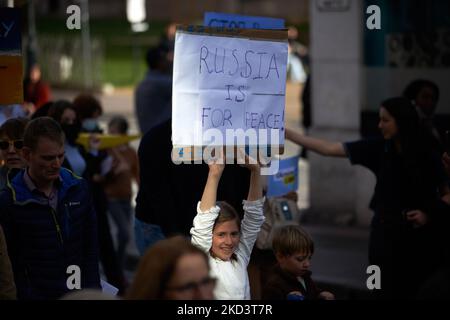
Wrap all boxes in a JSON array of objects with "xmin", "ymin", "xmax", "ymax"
[
  {"xmin": 166, "ymin": 277, "xmax": 217, "ymax": 292},
  {"xmin": 0, "ymin": 140, "xmax": 24, "ymax": 150}
]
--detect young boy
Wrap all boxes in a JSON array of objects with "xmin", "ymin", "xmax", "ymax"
[{"xmin": 262, "ymin": 225, "xmax": 334, "ymax": 300}]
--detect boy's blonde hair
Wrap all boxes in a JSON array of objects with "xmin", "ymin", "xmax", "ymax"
[{"xmin": 272, "ymin": 225, "xmax": 314, "ymax": 256}]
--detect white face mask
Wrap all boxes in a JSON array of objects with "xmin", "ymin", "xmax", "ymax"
[{"xmin": 82, "ymin": 118, "xmax": 99, "ymax": 132}]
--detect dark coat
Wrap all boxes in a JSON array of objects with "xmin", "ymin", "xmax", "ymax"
[
  {"xmin": 135, "ymin": 120, "xmax": 250, "ymax": 237},
  {"xmin": 0, "ymin": 168, "xmax": 100, "ymax": 300},
  {"xmin": 0, "ymin": 225, "xmax": 16, "ymax": 300},
  {"xmin": 262, "ymin": 265, "xmax": 321, "ymax": 300}
]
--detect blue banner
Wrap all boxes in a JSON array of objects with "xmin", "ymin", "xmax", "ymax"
[
  {"xmin": 267, "ymin": 156, "xmax": 299, "ymax": 197},
  {"xmin": 204, "ymin": 12, "xmax": 284, "ymax": 30},
  {"xmin": 0, "ymin": 7, "xmax": 21, "ymax": 53}
]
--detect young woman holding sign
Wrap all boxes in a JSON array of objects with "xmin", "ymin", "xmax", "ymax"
[{"xmin": 190, "ymin": 151, "xmax": 265, "ymax": 300}]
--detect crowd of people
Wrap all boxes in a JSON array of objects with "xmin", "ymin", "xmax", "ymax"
[{"xmin": 0, "ymin": 22, "xmax": 449, "ymax": 301}]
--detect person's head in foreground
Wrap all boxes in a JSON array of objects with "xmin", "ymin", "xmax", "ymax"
[
  {"xmin": 272, "ymin": 225, "xmax": 314, "ymax": 278},
  {"xmin": 60, "ymin": 289, "xmax": 119, "ymax": 300},
  {"xmin": 211, "ymin": 201, "xmax": 241, "ymax": 261},
  {"xmin": 0, "ymin": 117, "xmax": 29, "ymax": 170},
  {"xmin": 126, "ymin": 236, "xmax": 216, "ymax": 300}
]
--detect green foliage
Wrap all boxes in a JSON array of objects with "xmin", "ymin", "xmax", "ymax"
[{"xmin": 36, "ymin": 18, "xmax": 167, "ymax": 87}]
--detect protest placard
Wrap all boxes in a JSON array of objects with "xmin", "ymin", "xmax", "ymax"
[
  {"xmin": 204, "ymin": 12, "xmax": 284, "ymax": 29},
  {"xmin": 172, "ymin": 26, "xmax": 288, "ymax": 157}
]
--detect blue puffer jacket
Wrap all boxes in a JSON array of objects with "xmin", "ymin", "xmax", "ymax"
[{"xmin": 0, "ymin": 168, "xmax": 100, "ymax": 300}]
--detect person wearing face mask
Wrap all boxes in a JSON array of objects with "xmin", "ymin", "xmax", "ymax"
[
  {"xmin": 73, "ymin": 94, "xmax": 103, "ymax": 134},
  {"xmin": 48, "ymin": 100, "xmax": 86, "ymax": 177},
  {"xmin": 0, "ymin": 118, "xmax": 29, "ymax": 191},
  {"xmin": 71, "ymin": 94, "xmax": 127, "ymax": 295}
]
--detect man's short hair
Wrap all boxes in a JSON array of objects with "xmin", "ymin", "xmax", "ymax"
[
  {"xmin": 272, "ymin": 225, "xmax": 314, "ymax": 257},
  {"xmin": 0, "ymin": 117, "xmax": 29, "ymax": 140},
  {"xmin": 23, "ymin": 117, "xmax": 65, "ymax": 151}
]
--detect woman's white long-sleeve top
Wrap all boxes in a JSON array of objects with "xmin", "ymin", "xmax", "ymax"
[{"xmin": 190, "ymin": 197, "xmax": 265, "ymax": 300}]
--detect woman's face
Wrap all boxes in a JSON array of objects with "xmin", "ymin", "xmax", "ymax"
[
  {"xmin": 378, "ymin": 107, "xmax": 398, "ymax": 140},
  {"xmin": 0, "ymin": 135, "xmax": 26, "ymax": 169},
  {"xmin": 211, "ymin": 219, "xmax": 240, "ymax": 261},
  {"xmin": 164, "ymin": 253, "xmax": 215, "ymax": 300},
  {"xmin": 61, "ymin": 108, "xmax": 77, "ymax": 125},
  {"xmin": 415, "ymin": 86, "xmax": 437, "ymax": 117}
]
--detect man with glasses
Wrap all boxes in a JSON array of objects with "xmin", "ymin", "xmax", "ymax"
[
  {"xmin": 0, "ymin": 117, "xmax": 100, "ymax": 299},
  {"xmin": 0, "ymin": 118, "xmax": 29, "ymax": 191}
]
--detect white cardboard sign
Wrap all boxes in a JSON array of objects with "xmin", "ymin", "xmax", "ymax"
[{"xmin": 172, "ymin": 27, "xmax": 288, "ymax": 147}]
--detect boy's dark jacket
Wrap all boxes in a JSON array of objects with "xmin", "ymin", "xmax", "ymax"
[
  {"xmin": 262, "ymin": 264, "xmax": 321, "ymax": 300},
  {"xmin": 0, "ymin": 168, "xmax": 100, "ymax": 300}
]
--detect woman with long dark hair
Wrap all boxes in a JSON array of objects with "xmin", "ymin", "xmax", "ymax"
[{"xmin": 286, "ymin": 97, "xmax": 450, "ymax": 299}]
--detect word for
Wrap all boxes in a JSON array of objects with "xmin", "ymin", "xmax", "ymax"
[
  {"xmin": 0, "ymin": 21, "xmax": 14, "ymax": 38},
  {"xmin": 199, "ymin": 46, "xmax": 280, "ymax": 80},
  {"xmin": 201, "ymin": 107, "xmax": 282, "ymax": 130},
  {"xmin": 366, "ymin": 265, "xmax": 381, "ymax": 290},
  {"xmin": 66, "ymin": 5, "xmax": 81, "ymax": 30},
  {"xmin": 201, "ymin": 107, "xmax": 232, "ymax": 127}
]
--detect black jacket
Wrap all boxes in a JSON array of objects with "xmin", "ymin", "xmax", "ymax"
[
  {"xmin": 135, "ymin": 120, "xmax": 250, "ymax": 236},
  {"xmin": 0, "ymin": 168, "xmax": 100, "ymax": 300}
]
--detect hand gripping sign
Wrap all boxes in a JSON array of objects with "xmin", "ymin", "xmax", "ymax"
[{"xmin": 171, "ymin": 26, "xmax": 288, "ymax": 173}]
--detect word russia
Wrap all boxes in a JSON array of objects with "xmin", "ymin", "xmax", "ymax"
[{"xmin": 199, "ymin": 45, "xmax": 280, "ymax": 80}]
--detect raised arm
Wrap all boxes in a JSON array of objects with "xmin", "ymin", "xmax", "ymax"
[
  {"xmin": 247, "ymin": 165, "xmax": 263, "ymax": 201},
  {"xmin": 191, "ymin": 162, "xmax": 225, "ymax": 252},
  {"xmin": 200, "ymin": 163, "xmax": 225, "ymax": 211},
  {"xmin": 285, "ymin": 127, "xmax": 346, "ymax": 157},
  {"xmin": 236, "ymin": 158, "xmax": 265, "ymax": 265}
]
